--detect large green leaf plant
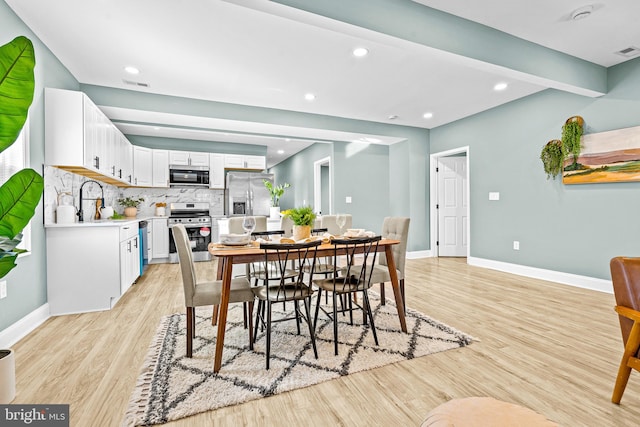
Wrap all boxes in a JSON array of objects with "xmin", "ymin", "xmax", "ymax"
[{"xmin": 0, "ymin": 36, "xmax": 43, "ymax": 278}]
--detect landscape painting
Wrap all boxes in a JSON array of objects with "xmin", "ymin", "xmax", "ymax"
[{"xmin": 563, "ymin": 125, "xmax": 640, "ymax": 184}]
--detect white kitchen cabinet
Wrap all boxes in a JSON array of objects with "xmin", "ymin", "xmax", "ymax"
[
  {"xmin": 46, "ymin": 223, "xmax": 140, "ymax": 315},
  {"xmin": 120, "ymin": 225, "xmax": 141, "ymax": 296},
  {"xmin": 224, "ymin": 154, "xmax": 266, "ymax": 170},
  {"xmin": 45, "ymin": 87, "xmax": 134, "ymax": 187},
  {"xmin": 169, "ymin": 150, "xmax": 209, "ymax": 167},
  {"xmin": 152, "ymin": 149, "xmax": 170, "ymax": 187},
  {"xmin": 147, "ymin": 220, "xmax": 154, "ymax": 263},
  {"xmin": 209, "ymin": 153, "xmax": 225, "ymax": 189},
  {"xmin": 117, "ymin": 131, "xmax": 134, "ymax": 185},
  {"xmin": 133, "ymin": 146, "xmax": 153, "ymax": 187},
  {"xmin": 152, "ymin": 218, "xmax": 170, "ymax": 259}
]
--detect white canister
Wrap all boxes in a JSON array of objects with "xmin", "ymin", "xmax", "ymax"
[
  {"xmin": 56, "ymin": 205, "xmax": 76, "ymax": 224},
  {"xmin": 100, "ymin": 206, "xmax": 114, "ymax": 219},
  {"xmin": 155, "ymin": 206, "xmax": 166, "ymax": 217}
]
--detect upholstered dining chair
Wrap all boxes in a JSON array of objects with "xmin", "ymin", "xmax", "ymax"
[
  {"xmin": 320, "ymin": 214, "xmax": 352, "ymax": 236},
  {"xmin": 313, "ymin": 236, "xmax": 382, "ymax": 355},
  {"xmin": 610, "ymin": 256, "xmax": 640, "ymax": 404},
  {"xmin": 252, "ymin": 240, "xmax": 322, "ymax": 369},
  {"xmin": 228, "ymin": 216, "xmax": 267, "ymax": 234},
  {"xmin": 173, "ymin": 224, "xmax": 255, "ymax": 357}
]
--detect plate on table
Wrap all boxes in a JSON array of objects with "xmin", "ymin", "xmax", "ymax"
[{"xmin": 221, "ymin": 240, "xmax": 250, "ymax": 246}]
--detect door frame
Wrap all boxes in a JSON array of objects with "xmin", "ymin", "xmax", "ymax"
[
  {"xmin": 313, "ymin": 156, "xmax": 332, "ymax": 215},
  {"xmin": 429, "ymin": 146, "xmax": 470, "ymax": 258}
]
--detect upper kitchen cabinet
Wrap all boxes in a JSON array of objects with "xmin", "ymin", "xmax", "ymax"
[
  {"xmin": 224, "ymin": 154, "xmax": 266, "ymax": 170},
  {"xmin": 169, "ymin": 150, "xmax": 209, "ymax": 167},
  {"xmin": 209, "ymin": 153, "xmax": 224, "ymax": 189},
  {"xmin": 152, "ymin": 149, "xmax": 170, "ymax": 187},
  {"xmin": 133, "ymin": 146, "xmax": 153, "ymax": 187},
  {"xmin": 45, "ymin": 88, "xmax": 133, "ymax": 187}
]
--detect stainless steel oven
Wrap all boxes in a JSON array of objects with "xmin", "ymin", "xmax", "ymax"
[{"xmin": 168, "ymin": 202, "xmax": 212, "ymax": 263}]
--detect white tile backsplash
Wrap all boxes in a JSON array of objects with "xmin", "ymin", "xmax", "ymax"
[{"xmin": 44, "ymin": 166, "xmax": 224, "ymax": 223}]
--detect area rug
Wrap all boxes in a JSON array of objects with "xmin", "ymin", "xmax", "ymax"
[{"xmin": 122, "ymin": 292, "xmax": 473, "ymax": 426}]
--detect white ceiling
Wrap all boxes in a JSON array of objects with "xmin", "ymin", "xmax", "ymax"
[{"xmin": 6, "ymin": 0, "xmax": 640, "ymax": 167}]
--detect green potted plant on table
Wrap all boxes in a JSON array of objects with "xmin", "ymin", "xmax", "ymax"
[
  {"xmin": 0, "ymin": 36, "xmax": 42, "ymax": 404},
  {"xmin": 263, "ymin": 180, "xmax": 290, "ymax": 219},
  {"xmin": 118, "ymin": 197, "xmax": 145, "ymax": 218},
  {"xmin": 282, "ymin": 206, "xmax": 316, "ymax": 241}
]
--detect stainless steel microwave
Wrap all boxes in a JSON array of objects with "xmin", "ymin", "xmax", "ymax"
[{"xmin": 169, "ymin": 165, "xmax": 210, "ymax": 187}]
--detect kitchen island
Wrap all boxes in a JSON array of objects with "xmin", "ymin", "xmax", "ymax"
[{"xmin": 45, "ymin": 215, "xmax": 166, "ymax": 315}]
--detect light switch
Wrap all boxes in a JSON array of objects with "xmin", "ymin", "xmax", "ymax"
[
  {"xmin": 346, "ymin": 196, "xmax": 352, "ymax": 203},
  {"xmin": 489, "ymin": 192, "xmax": 500, "ymax": 201}
]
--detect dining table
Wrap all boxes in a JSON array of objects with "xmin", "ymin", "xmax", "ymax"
[{"xmin": 208, "ymin": 237, "xmax": 404, "ymax": 373}]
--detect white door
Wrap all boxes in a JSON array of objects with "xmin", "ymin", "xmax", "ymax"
[{"xmin": 437, "ymin": 156, "xmax": 467, "ymax": 257}]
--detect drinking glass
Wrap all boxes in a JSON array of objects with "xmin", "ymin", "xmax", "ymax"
[
  {"xmin": 336, "ymin": 214, "xmax": 347, "ymax": 236},
  {"xmin": 242, "ymin": 216, "xmax": 256, "ymax": 236}
]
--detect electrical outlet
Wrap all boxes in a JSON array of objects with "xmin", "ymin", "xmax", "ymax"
[
  {"xmin": 513, "ymin": 241, "xmax": 520, "ymax": 250},
  {"xmin": 0, "ymin": 281, "xmax": 7, "ymax": 299},
  {"xmin": 346, "ymin": 196, "xmax": 352, "ymax": 204}
]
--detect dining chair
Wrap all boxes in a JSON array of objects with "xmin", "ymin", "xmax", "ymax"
[
  {"xmin": 313, "ymin": 236, "xmax": 382, "ymax": 355},
  {"xmin": 610, "ymin": 256, "xmax": 640, "ymax": 404},
  {"xmin": 320, "ymin": 214, "xmax": 352, "ymax": 236},
  {"xmin": 373, "ymin": 217, "xmax": 410, "ymax": 310},
  {"xmin": 228, "ymin": 216, "xmax": 267, "ymax": 234},
  {"xmin": 172, "ymin": 224, "xmax": 255, "ymax": 357},
  {"xmin": 252, "ymin": 240, "xmax": 322, "ymax": 369}
]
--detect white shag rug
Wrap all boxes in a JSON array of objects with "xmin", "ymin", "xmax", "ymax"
[{"xmin": 123, "ymin": 292, "xmax": 473, "ymax": 426}]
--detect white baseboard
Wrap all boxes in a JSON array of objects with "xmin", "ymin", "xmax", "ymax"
[
  {"xmin": 407, "ymin": 250, "xmax": 432, "ymax": 259},
  {"xmin": 0, "ymin": 304, "xmax": 50, "ymax": 349},
  {"xmin": 468, "ymin": 256, "xmax": 612, "ymax": 294}
]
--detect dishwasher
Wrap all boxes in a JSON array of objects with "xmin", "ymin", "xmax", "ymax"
[{"xmin": 138, "ymin": 220, "xmax": 149, "ymax": 276}]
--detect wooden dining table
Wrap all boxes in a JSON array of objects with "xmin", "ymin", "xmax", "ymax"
[{"xmin": 208, "ymin": 238, "xmax": 405, "ymax": 373}]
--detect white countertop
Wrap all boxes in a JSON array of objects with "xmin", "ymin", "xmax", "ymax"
[{"xmin": 44, "ymin": 215, "xmax": 167, "ymax": 228}]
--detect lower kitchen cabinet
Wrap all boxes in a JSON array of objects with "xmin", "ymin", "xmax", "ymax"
[
  {"xmin": 151, "ymin": 218, "xmax": 170, "ymax": 260},
  {"xmin": 46, "ymin": 223, "xmax": 140, "ymax": 315}
]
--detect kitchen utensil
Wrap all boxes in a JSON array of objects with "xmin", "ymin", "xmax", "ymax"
[{"xmin": 100, "ymin": 206, "xmax": 114, "ymax": 218}]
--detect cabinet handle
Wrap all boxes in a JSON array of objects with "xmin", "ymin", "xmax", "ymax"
[
  {"xmin": 134, "ymin": 237, "xmax": 138, "ymax": 249},
  {"xmin": 118, "ymin": 169, "xmax": 122, "ymax": 178},
  {"xmin": 127, "ymin": 241, "xmax": 131, "ymax": 252},
  {"xmin": 128, "ymin": 175, "xmax": 132, "ymax": 183},
  {"xmin": 94, "ymin": 156, "xmax": 100, "ymax": 169},
  {"xmin": 111, "ymin": 165, "xmax": 116, "ymax": 176},
  {"xmin": 135, "ymin": 177, "xmax": 138, "ymax": 185}
]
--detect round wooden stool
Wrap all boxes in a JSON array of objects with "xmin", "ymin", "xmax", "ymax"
[{"xmin": 421, "ymin": 397, "xmax": 559, "ymax": 427}]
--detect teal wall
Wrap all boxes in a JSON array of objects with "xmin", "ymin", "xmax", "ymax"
[
  {"xmin": 0, "ymin": 1, "xmax": 79, "ymax": 332},
  {"xmin": 128, "ymin": 135, "xmax": 266, "ymax": 156},
  {"xmin": 430, "ymin": 56, "xmax": 640, "ymax": 280}
]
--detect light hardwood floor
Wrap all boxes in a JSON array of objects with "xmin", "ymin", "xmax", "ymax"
[{"xmin": 11, "ymin": 257, "xmax": 640, "ymax": 426}]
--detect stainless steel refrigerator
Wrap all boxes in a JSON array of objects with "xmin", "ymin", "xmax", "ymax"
[{"xmin": 225, "ymin": 172, "xmax": 274, "ymax": 216}]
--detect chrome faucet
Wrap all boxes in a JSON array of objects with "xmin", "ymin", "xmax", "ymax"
[{"xmin": 77, "ymin": 180, "xmax": 104, "ymax": 222}]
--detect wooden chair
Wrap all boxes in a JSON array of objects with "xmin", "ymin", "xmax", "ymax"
[
  {"xmin": 172, "ymin": 224, "xmax": 255, "ymax": 357},
  {"xmin": 252, "ymin": 240, "xmax": 322, "ymax": 369},
  {"xmin": 610, "ymin": 256, "xmax": 640, "ymax": 404}
]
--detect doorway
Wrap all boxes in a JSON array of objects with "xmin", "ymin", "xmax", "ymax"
[
  {"xmin": 430, "ymin": 147, "xmax": 470, "ymax": 257},
  {"xmin": 314, "ymin": 157, "xmax": 331, "ymax": 215}
]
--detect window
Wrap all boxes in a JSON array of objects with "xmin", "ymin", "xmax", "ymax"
[{"xmin": 0, "ymin": 122, "xmax": 31, "ymax": 251}]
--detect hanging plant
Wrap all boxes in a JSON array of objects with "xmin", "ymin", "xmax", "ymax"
[
  {"xmin": 561, "ymin": 116, "xmax": 584, "ymax": 170},
  {"xmin": 540, "ymin": 139, "xmax": 563, "ymax": 180}
]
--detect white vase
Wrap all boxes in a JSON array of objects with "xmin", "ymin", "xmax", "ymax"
[
  {"xmin": 270, "ymin": 206, "xmax": 281, "ymax": 219},
  {"xmin": 0, "ymin": 349, "xmax": 15, "ymax": 403}
]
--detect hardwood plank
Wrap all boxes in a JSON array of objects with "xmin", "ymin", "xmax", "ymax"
[{"xmin": 10, "ymin": 257, "xmax": 640, "ymax": 426}]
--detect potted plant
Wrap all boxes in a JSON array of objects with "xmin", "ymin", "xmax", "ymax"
[
  {"xmin": 282, "ymin": 206, "xmax": 316, "ymax": 240},
  {"xmin": 0, "ymin": 36, "xmax": 42, "ymax": 404},
  {"xmin": 263, "ymin": 180, "xmax": 290, "ymax": 219},
  {"xmin": 561, "ymin": 116, "xmax": 584, "ymax": 171},
  {"xmin": 540, "ymin": 139, "xmax": 563, "ymax": 179},
  {"xmin": 118, "ymin": 196, "xmax": 145, "ymax": 217}
]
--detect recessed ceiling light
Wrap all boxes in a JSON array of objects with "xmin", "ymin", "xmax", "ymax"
[
  {"xmin": 304, "ymin": 93, "xmax": 316, "ymax": 101},
  {"xmin": 494, "ymin": 82, "xmax": 508, "ymax": 91},
  {"xmin": 124, "ymin": 66, "xmax": 140, "ymax": 75},
  {"xmin": 388, "ymin": 115, "xmax": 398, "ymax": 120},
  {"xmin": 153, "ymin": 126, "xmax": 160, "ymax": 130},
  {"xmin": 277, "ymin": 149, "xmax": 284, "ymax": 154},
  {"xmin": 284, "ymin": 138, "xmax": 291, "ymax": 142},
  {"xmin": 423, "ymin": 112, "xmax": 434, "ymax": 119},
  {"xmin": 353, "ymin": 47, "xmax": 369, "ymax": 57},
  {"xmin": 571, "ymin": 5, "xmax": 593, "ymax": 21}
]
